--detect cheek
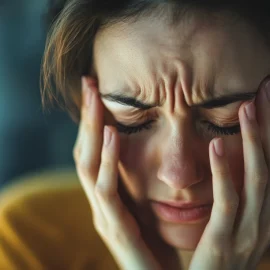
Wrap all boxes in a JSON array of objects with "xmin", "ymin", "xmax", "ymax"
[
  {"xmin": 225, "ymin": 136, "xmax": 244, "ymax": 195},
  {"xmin": 118, "ymin": 135, "xmax": 152, "ymax": 200},
  {"xmin": 119, "ymin": 136, "xmax": 146, "ymax": 167}
]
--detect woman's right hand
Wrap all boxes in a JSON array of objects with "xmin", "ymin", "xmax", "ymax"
[{"xmin": 73, "ymin": 77, "xmax": 180, "ymax": 270}]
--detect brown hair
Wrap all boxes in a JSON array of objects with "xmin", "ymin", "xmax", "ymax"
[{"xmin": 41, "ymin": 0, "xmax": 270, "ymax": 124}]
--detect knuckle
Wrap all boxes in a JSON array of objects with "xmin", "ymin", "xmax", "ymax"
[
  {"xmin": 100, "ymin": 158, "xmax": 115, "ymax": 175},
  {"xmin": 93, "ymin": 219, "xmax": 106, "ymax": 235},
  {"xmin": 211, "ymin": 246, "xmax": 225, "ymax": 258},
  {"xmin": 109, "ymin": 226, "xmax": 129, "ymax": 247},
  {"xmin": 248, "ymin": 166, "xmax": 268, "ymax": 188},
  {"xmin": 94, "ymin": 186, "xmax": 116, "ymax": 201},
  {"xmin": 101, "ymin": 150, "xmax": 113, "ymax": 167},
  {"xmin": 77, "ymin": 162, "xmax": 93, "ymax": 179},
  {"xmin": 85, "ymin": 118, "xmax": 98, "ymax": 132},
  {"xmin": 95, "ymin": 226, "xmax": 108, "ymax": 241},
  {"xmin": 253, "ymin": 173, "xmax": 268, "ymax": 188},
  {"xmin": 235, "ymin": 236, "xmax": 257, "ymax": 255},
  {"xmin": 235, "ymin": 222, "xmax": 258, "ymax": 256},
  {"xmin": 76, "ymin": 159, "xmax": 100, "ymax": 179},
  {"xmin": 93, "ymin": 210, "xmax": 128, "ymax": 247},
  {"xmin": 217, "ymin": 169, "xmax": 228, "ymax": 178},
  {"xmin": 207, "ymin": 238, "xmax": 228, "ymax": 258},
  {"xmin": 213, "ymin": 166, "xmax": 229, "ymax": 178},
  {"xmin": 73, "ymin": 146, "xmax": 80, "ymax": 162},
  {"xmin": 219, "ymin": 199, "xmax": 239, "ymax": 215},
  {"xmin": 101, "ymin": 158, "xmax": 112, "ymax": 170},
  {"xmin": 246, "ymin": 131, "xmax": 260, "ymax": 144},
  {"xmin": 94, "ymin": 186, "xmax": 106, "ymax": 198}
]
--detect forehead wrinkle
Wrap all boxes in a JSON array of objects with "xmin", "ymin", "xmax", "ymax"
[
  {"xmin": 133, "ymin": 64, "xmax": 167, "ymax": 107},
  {"xmin": 171, "ymin": 59, "xmax": 192, "ymax": 108},
  {"xmin": 96, "ymin": 11, "xmax": 261, "ymax": 111},
  {"xmin": 98, "ymin": 15, "xmax": 191, "ymax": 91},
  {"xmin": 189, "ymin": 64, "xmax": 216, "ymax": 106},
  {"xmin": 145, "ymin": 68, "xmax": 179, "ymax": 110}
]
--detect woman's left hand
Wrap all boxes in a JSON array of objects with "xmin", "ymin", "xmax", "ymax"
[{"xmin": 189, "ymin": 75, "xmax": 270, "ymax": 270}]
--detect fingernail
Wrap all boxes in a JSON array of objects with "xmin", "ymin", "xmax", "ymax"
[
  {"xmin": 265, "ymin": 80, "xmax": 270, "ymax": 102},
  {"xmin": 245, "ymin": 100, "xmax": 255, "ymax": 121},
  {"xmin": 214, "ymin": 138, "xmax": 224, "ymax": 157},
  {"xmin": 104, "ymin": 126, "xmax": 112, "ymax": 147}
]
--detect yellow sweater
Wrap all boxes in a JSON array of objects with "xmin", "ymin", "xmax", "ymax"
[
  {"xmin": 0, "ymin": 167, "xmax": 270, "ymax": 270},
  {"xmin": 0, "ymin": 168, "xmax": 119, "ymax": 270}
]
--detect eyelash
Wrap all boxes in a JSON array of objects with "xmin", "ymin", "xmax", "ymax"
[{"xmin": 115, "ymin": 120, "xmax": 241, "ymax": 136}]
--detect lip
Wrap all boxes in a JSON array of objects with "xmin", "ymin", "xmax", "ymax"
[
  {"xmin": 153, "ymin": 200, "xmax": 213, "ymax": 209},
  {"xmin": 151, "ymin": 201, "xmax": 213, "ymax": 224}
]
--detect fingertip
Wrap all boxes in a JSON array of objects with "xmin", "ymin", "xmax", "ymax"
[
  {"xmin": 239, "ymin": 100, "xmax": 247, "ymax": 114},
  {"xmin": 238, "ymin": 100, "xmax": 252, "ymax": 121},
  {"xmin": 213, "ymin": 138, "xmax": 224, "ymax": 157}
]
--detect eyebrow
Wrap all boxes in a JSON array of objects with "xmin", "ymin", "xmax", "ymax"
[{"xmin": 100, "ymin": 91, "xmax": 257, "ymax": 110}]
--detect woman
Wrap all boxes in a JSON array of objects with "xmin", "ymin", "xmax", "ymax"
[{"xmin": 1, "ymin": 0, "xmax": 270, "ymax": 269}]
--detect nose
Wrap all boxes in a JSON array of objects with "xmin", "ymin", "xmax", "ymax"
[{"xmin": 157, "ymin": 124, "xmax": 203, "ymax": 190}]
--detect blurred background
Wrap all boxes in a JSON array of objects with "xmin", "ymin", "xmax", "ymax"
[{"xmin": 0, "ymin": 0, "xmax": 77, "ymax": 188}]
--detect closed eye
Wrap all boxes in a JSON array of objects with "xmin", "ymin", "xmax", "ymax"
[
  {"xmin": 202, "ymin": 121, "xmax": 240, "ymax": 136},
  {"xmin": 115, "ymin": 120, "xmax": 155, "ymax": 135},
  {"xmin": 115, "ymin": 119, "xmax": 240, "ymax": 136}
]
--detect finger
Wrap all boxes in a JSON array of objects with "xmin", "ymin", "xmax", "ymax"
[
  {"xmin": 192, "ymin": 138, "xmax": 238, "ymax": 269},
  {"xmin": 251, "ymin": 78, "xmax": 270, "ymax": 261},
  {"xmin": 233, "ymin": 100, "xmax": 268, "ymax": 258},
  {"xmin": 95, "ymin": 126, "xmax": 139, "ymax": 249},
  {"xmin": 256, "ymin": 79, "xmax": 270, "ymax": 210},
  {"xmin": 78, "ymin": 77, "xmax": 103, "ymax": 186},
  {"xmin": 95, "ymin": 127, "xmax": 162, "ymax": 270},
  {"xmin": 75, "ymin": 76, "xmax": 104, "ymax": 218},
  {"xmin": 256, "ymin": 76, "xmax": 270, "ymax": 166},
  {"xmin": 209, "ymin": 138, "xmax": 238, "ymax": 240},
  {"xmin": 73, "ymin": 77, "xmax": 88, "ymax": 158},
  {"xmin": 95, "ymin": 126, "xmax": 134, "ymax": 230}
]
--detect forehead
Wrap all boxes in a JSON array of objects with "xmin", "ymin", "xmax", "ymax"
[
  {"xmin": 93, "ymin": 13, "xmax": 269, "ymax": 103},
  {"xmin": 93, "ymin": 13, "xmax": 207, "ymax": 74}
]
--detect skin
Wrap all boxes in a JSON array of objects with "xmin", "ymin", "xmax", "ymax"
[{"xmin": 74, "ymin": 11, "xmax": 270, "ymax": 269}]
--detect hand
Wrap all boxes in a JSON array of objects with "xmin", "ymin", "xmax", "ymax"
[
  {"xmin": 189, "ymin": 75, "xmax": 270, "ymax": 270},
  {"xmin": 73, "ymin": 77, "xmax": 180, "ymax": 270}
]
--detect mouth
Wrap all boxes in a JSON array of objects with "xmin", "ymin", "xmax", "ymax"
[
  {"xmin": 153, "ymin": 200, "xmax": 213, "ymax": 208},
  {"xmin": 150, "ymin": 201, "xmax": 213, "ymax": 224}
]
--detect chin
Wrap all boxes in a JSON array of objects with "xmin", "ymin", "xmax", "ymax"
[{"xmin": 156, "ymin": 218, "xmax": 210, "ymax": 250}]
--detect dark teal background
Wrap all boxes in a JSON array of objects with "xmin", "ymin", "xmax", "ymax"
[{"xmin": 0, "ymin": 0, "xmax": 77, "ymax": 188}]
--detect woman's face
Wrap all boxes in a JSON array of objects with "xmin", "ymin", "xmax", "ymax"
[{"xmin": 92, "ymin": 13, "xmax": 270, "ymax": 250}]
